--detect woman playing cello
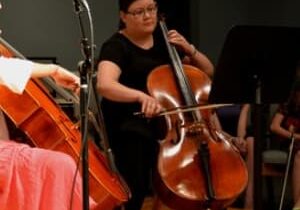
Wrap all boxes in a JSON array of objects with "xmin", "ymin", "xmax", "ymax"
[{"xmin": 96, "ymin": 0, "xmax": 213, "ymax": 209}]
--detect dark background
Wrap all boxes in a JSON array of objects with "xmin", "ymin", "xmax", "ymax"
[{"xmin": 1, "ymin": 0, "xmax": 300, "ymax": 71}]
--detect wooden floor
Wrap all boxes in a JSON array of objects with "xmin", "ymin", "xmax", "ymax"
[
  {"xmin": 141, "ymin": 196, "xmax": 249, "ymax": 210},
  {"xmin": 141, "ymin": 197, "xmax": 169, "ymax": 210}
]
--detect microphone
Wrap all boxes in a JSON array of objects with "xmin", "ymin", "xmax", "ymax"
[
  {"xmin": 73, "ymin": 0, "xmax": 83, "ymax": 13},
  {"xmin": 72, "ymin": 0, "xmax": 90, "ymax": 13}
]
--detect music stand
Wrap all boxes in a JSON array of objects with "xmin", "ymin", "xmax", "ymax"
[{"xmin": 209, "ymin": 25, "xmax": 300, "ymax": 210}]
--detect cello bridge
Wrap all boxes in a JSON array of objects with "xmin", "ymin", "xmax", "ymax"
[{"xmin": 183, "ymin": 121, "xmax": 205, "ymax": 136}]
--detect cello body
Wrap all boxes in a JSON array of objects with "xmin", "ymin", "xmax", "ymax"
[
  {"xmin": 0, "ymin": 43, "xmax": 129, "ymax": 209},
  {"xmin": 147, "ymin": 21, "xmax": 248, "ymax": 210},
  {"xmin": 148, "ymin": 65, "xmax": 248, "ymax": 210},
  {"xmin": 148, "ymin": 65, "xmax": 248, "ymax": 209}
]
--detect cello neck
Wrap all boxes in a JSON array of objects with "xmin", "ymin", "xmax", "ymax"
[{"xmin": 159, "ymin": 20, "xmax": 199, "ymax": 109}]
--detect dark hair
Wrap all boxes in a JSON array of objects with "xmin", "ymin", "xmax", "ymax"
[
  {"xmin": 118, "ymin": 0, "xmax": 137, "ymax": 29},
  {"xmin": 284, "ymin": 81, "xmax": 300, "ymax": 116},
  {"xmin": 118, "ymin": 0, "xmax": 136, "ymax": 12}
]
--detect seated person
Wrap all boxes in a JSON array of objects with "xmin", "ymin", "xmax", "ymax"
[
  {"xmin": 270, "ymin": 82, "xmax": 300, "ymax": 210},
  {"xmin": 216, "ymin": 104, "xmax": 254, "ymax": 209},
  {"xmin": 0, "ymin": 56, "xmax": 99, "ymax": 210}
]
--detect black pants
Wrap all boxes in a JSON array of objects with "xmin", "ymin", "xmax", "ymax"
[{"xmin": 109, "ymin": 117, "xmax": 159, "ymax": 210}]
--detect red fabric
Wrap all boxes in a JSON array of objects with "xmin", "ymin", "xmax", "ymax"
[{"xmin": 0, "ymin": 141, "xmax": 96, "ymax": 210}]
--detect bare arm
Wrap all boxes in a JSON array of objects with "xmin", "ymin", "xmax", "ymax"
[
  {"xmin": 237, "ymin": 104, "xmax": 250, "ymax": 138},
  {"xmin": 0, "ymin": 110, "xmax": 9, "ymax": 140},
  {"xmin": 0, "ymin": 57, "xmax": 79, "ymax": 93},
  {"xmin": 31, "ymin": 63, "xmax": 79, "ymax": 92},
  {"xmin": 270, "ymin": 112, "xmax": 300, "ymax": 140},
  {"xmin": 184, "ymin": 48, "xmax": 214, "ymax": 78},
  {"xmin": 97, "ymin": 61, "xmax": 161, "ymax": 117},
  {"xmin": 214, "ymin": 105, "xmax": 249, "ymax": 153}
]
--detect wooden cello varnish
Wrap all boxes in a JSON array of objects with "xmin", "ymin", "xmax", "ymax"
[{"xmin": 147, "ymin": 20, "xmax": 248, "ymax": 210}]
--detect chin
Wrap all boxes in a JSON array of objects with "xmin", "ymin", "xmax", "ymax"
[{"xmin": 143, "ymin": 25, "xmax": 156, "ymax": 33}]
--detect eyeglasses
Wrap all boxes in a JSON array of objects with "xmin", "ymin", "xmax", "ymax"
[{"xmin": 126, "ymin": 4, "xmax": 157, "ymax": 18}]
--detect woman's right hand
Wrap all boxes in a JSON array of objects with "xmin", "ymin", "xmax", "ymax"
[
  {"xmin": 137, "ymin": 92, "xmax": 162, "ymax": 118},
  {"xmin": 51, "ymin": 65, "xmax": 80, "ymax": 94}
]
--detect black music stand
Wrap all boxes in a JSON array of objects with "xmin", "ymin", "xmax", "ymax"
[{"xmin": 209, "ymin": 25, "xmax": 300, "ymax": 210}]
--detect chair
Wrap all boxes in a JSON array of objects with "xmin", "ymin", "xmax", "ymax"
[
  {"xmin": 262, "ymin": 149, "xmax": 287, "ymax": 177},
  {"xmin": 261, "ymin": 133, "xmax": 288, "ymax": 209},
  {"xmin": 262, "ymin": 104, "xmax": 287, "ymax": 177}
]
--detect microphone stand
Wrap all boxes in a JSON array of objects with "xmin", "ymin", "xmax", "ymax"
[
  {"xmin": 72, "ymin": 1, "xmax": 130, "ymax": 209},
  {"xmin": 72, "ymin": 1, "xmax": 93, "ymax": 209}
]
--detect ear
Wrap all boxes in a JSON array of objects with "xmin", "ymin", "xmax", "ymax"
[{"xmin": 120, "ymin": 11, "xmax": 127, "ymax": 24}]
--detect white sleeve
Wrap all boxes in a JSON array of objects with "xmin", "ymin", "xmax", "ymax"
[{"xmin": 0, "ymin": 57, "xmax": 33, "ymax": 94}]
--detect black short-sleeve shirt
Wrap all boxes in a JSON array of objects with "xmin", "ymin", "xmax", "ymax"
[{"xmin": 98, "ymin": 32, "xmax": 170, "ymax": 123}]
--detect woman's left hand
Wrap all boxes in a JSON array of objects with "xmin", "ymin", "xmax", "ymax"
[{"xmin": 167, "ymin": 30, "xmax": 194, "ymax": 56}]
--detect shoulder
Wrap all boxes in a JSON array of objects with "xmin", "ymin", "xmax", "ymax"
[
  {"xmin": 101, "ymin": 33, "xmax": 127, "ymax": 52},
  {"xmin": 98, "ymin": 33, "xmax": 129, "ymax": 68},
  {"xmin": 277, "ymin": 104, "xmax": 289, "ymax": 115},
  {"xmin": 99, "ymin": 33, "xmax": 127, "ymax": 58}
]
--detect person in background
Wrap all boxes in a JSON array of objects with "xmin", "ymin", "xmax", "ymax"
[
  {"xmin": 96, "ymin": 0, "xmax": 213, "ymax": 209},
  {"xmin": 216, "ymin": 104, "xmax": 254, "ymax": 209},
  {"xmin": 270, "ymin": 82, "xmax": 300, "ymax": 210},
  {"xmin": 0, "ymin": 56, "xmax": 100, "ymax": 210}
]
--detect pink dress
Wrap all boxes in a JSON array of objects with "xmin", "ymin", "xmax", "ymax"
[{"xmin": 0, "ymin": 141, "xmax": 96, "ymax": 210}]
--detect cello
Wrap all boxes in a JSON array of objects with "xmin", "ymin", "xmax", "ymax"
[
  {"xmin": 147, "ymin": 20, "xmax": 248, "ymax": 210},
  {"xmin": 0, "ymin": 39, "xmax": 130, "ymax": 209}
]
